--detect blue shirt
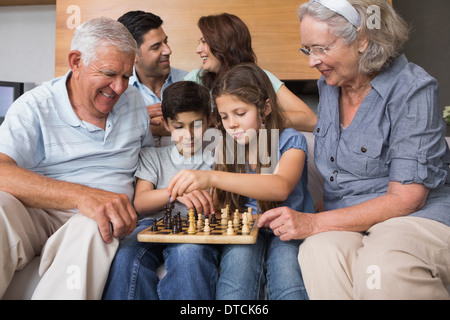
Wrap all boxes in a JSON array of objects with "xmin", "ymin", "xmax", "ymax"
[
  {"xmin": 314, "ymin": 54, "xmax": 450, "ymax": 226},
  {"xmin": 130, "ymin": 67, "xmax": 188, "ymax": 105},
  {"xmin": 0, "ymin": 71, "xmax": 153, "ymax": 201},
  {"xmin": 245, "ymin": 128, "xmax": 315, "ymax": 214}
]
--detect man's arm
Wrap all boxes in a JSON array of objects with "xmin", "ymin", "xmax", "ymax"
[{"xmin": 0, "ymin": 153, "xmax": 137, "ymax": 243}]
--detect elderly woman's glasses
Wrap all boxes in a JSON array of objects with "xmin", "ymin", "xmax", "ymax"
[{"xmin": 299, "ymin": 38, "xmax": 338, "ymax": 57}]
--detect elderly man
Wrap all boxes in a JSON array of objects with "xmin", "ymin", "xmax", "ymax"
[
  {"xmin": 0, "ymin": 17, "xmax": 153, "ymax": 299},
  {"xmin": 118, "ymin": 11, "xmax": 188, "ymax": 147}
]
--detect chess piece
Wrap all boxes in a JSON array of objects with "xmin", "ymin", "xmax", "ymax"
[
  {"xmin": 247, "ymin": 207, "xmax": 253, "ymax": 223},
  {"xmin": 197, "ymin": 212, "xmax": 204, "ymax": 228},
  {"xmin": 188, "ymin": 209, "xmax": 196, "ymax": 234},
  {"xmin": 204, "ymin": 218, "xmax": 210, "ymax": 234},
  {"xmin": 233, "ymin": 209, "xmax": 240, "ymax": 226},
  {"xmin": 176, "ymin": 214, "xmax": 182, "ymax": 231},
  {"xmin": 227, "ymin": 220, "xmax": 235, "ymax": 235},
  {"xmin": 210, "ymin": 213, "xmax": 216, "ymax": 224},
  {"xmin": 242, "ymin": 214, "xmax": 250, "ymax": 235},
  {"xmin": 172, "ymin": 223, "xmax": 180, "ymax": 234},
  {"xmin": 221, "ymin": 206, "xmax": 229, "ymax": 225},
  {"xmin": 150, "ymin": 218, "xmax": 158, "ymax": 231}
]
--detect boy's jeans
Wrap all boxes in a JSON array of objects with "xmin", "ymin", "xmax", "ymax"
[{"xmin": 103, "ymin": 219, "xmax": 220, "ymax": 300}]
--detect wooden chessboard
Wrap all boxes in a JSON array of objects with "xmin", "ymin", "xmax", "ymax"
[{"xmin": 138, "ymin": 214, "xmax": 259, "ymax": 245}]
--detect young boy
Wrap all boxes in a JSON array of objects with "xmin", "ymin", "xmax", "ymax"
[{"xmin": 103, "ymin": 81, "xmax": 220, "ymax": 300}]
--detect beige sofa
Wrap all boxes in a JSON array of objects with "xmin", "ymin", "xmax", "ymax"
[{"xmin": 3, "ymin": 133, "xmax": 450, "ymax": 299}]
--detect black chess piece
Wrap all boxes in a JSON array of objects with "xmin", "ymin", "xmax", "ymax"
[
  {"xmin": 172, "ymin": 223, "xmax": 180, "ymax": 234},
  {"xmin": 150, "ymin": 218, "xmax": 158, "ymax": 231}
]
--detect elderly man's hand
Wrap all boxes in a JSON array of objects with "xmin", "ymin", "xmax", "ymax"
[{"xmin": 77, "ymin": 190, "xmax": 137, "ymax": 243}]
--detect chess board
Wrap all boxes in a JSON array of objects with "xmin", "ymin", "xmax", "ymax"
[{"xmin": 138, "ymin": 211, "xmax": 259, "ymax": 245}]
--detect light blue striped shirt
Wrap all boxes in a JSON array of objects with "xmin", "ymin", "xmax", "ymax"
[{"xmin": 0, "ymin": 71, "xmax": 153, "ymax": 200}]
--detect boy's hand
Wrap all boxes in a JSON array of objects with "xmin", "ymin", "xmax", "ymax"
[{"xmin": 177, "ymin": 190, "xmax": 215, "ymax": 216}]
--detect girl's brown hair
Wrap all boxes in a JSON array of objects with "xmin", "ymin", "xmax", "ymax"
[
  {"xmin": 198, "ymin": 13, "xmax": 257, "ymax": 90},
  {"xmin": 211, "ymin": 63, "xmax": 286, "ymax": 214}
]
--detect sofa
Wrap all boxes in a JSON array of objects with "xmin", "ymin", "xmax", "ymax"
[{"xmin": 3, "ymin": 133, "xmax": 450, "ymax": 299}]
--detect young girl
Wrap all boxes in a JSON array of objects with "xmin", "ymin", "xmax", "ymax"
[{"xmin": 168, "ymin": 63, "xmax": 314, "ymax": 300}]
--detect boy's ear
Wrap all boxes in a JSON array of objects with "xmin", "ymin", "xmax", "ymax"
[
  {"xmin": 162, "ymin": 118, "xmax": 170, "ymax": 132},
  {"xmin": 264, "ymin": 99, "xmax": 272, "ymax": 116}
]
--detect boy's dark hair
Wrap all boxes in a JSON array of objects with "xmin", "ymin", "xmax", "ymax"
[
  {"xmin": 118, "ymin": 11, "xmax": 163, "ymax": 48},
  {"xmin": 162, "ymin": 81, "xmax": 211, "ymax": 122}
]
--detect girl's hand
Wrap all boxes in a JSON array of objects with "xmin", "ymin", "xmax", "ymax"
[
  {"xmin": 258, "ymin": 206, "xmax": 316, "ymax": 241},
  {"xmin": 168, "ymin": 169, "xmax": 213, "ymax": 201},
  {"xmin": 177, "ymin": 190, "xmax": 215, "ymax": 216}
]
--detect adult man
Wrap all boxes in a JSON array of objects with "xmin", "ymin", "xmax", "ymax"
[
  {"xmin": 118, "ymin": 11, "xmax": 188, "ymax": 147},
  {"xmin": 0, "ymin": 17, "xmax": 153, "ymax": 299}
]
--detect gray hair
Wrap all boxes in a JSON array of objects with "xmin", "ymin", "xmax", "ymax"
[
  {"xmin": 71, "ymin": 17, "xmax": 138, "ymax": 66},
  {"xmin": 299, "ymin": 0, "xmax": 409, "ymax": 74}
]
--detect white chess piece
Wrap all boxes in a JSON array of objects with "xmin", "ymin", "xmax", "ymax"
[
  {"xmin": 227, "ymin": 220, "xmax": 235, "ymax": 235},
  {"xmin": 203, "ymin": 218, "xmax": 210, "ymax": 234},
  {"xmin": 242, "ymin": 214, "xmax": 250, "ymax": 234}
]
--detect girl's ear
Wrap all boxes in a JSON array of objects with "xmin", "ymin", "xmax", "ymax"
[{"xmin": 264, "ymin": 99, "xmax": 272, "ymax": 117}]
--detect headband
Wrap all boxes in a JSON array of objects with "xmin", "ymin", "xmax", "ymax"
[{"xmin": 310, "ymin": 0, "xmax": 361, "ymax": 28}]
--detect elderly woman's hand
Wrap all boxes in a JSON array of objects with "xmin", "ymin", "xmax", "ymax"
[{"xmin": 258, "ymin": 206, "xmax": 317, "ymax": 241}]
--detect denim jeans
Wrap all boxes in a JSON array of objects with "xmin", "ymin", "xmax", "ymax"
[
  {"xmin": 217, "ymin": 228, "xmax": 308, "ymax": 300},
  {"xmin": 103, "ymin": 218, "xmax": 220, "ymax": 300}
]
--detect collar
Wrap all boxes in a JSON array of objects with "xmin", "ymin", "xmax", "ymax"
[
  {"xmin": 130, "ymin": 66, "xmax": 173, "ymax": 91},
  {"xmin": 371, "ymin": 54, "xmax": 408, "ymax": 98},
  {"xmin": 53, "ymin": 71, "xmax": 82, "ymax": 127}
]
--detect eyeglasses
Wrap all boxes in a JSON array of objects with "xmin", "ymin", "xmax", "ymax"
[{"xmin": 298, "ymin": 38, "xmax": 338, "ymax": 57}]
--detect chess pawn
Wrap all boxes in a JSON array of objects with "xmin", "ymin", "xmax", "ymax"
[
  {"xmin": 197, "ymin": 214, "xmax": 204, "ymax": 228},
  {"xmin": 242, "ymin": 214, "xmax": 250, "ymax": 235},
  {"xmin": 227, "ymin": 220, "xmax": 235, "ymax": 235},
  {"xmin": 203, "ymin": 218, "xmax": 211, "ymax": 234},
  {"xmin": 150, "ymin": 218, "xmax": 158, "ymax": 232}
]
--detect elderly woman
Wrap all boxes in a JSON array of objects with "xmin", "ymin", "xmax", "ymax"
[{"xmin": 259, "ymin": 0, "xmax": 450, "ymax": 299}]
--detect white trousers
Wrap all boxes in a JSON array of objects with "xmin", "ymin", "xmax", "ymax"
[
  {"xmin": 0, "ymin": 191, "xmax": 118, "ymax": 299},
  {"xmin": 299, "ymin": 216, "xmax": 450, "ymax": 300}
]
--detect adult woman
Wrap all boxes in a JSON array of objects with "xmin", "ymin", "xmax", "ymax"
[
  {"xmin": 259, "ymin": 0, "xmax": 450, "ymax": 299},
  {"xmin": 184, "ymin": 13, "xmax": 318, "ymax": 132}
]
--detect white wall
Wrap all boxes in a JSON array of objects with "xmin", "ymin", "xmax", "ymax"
[{"xmin": 0, "ymin": 5, "xmax": 56, "ymax": 86}]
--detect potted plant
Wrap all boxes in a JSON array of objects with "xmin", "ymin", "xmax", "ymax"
[{"xmin": 444, "ymin": 106, "xmax": 450, "ymax": 137}]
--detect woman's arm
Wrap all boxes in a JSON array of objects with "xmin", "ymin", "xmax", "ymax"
[
  {"xmin": 259, "ymin": 181, "xmax": 430, "ymax": 240},
  {"xmin": 277, "ymin": 85, "xmax": 318, "ymax": 132},
  {"xmin": 168, "ymin": 148, "xmax": 306, "ymax": 202}
]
